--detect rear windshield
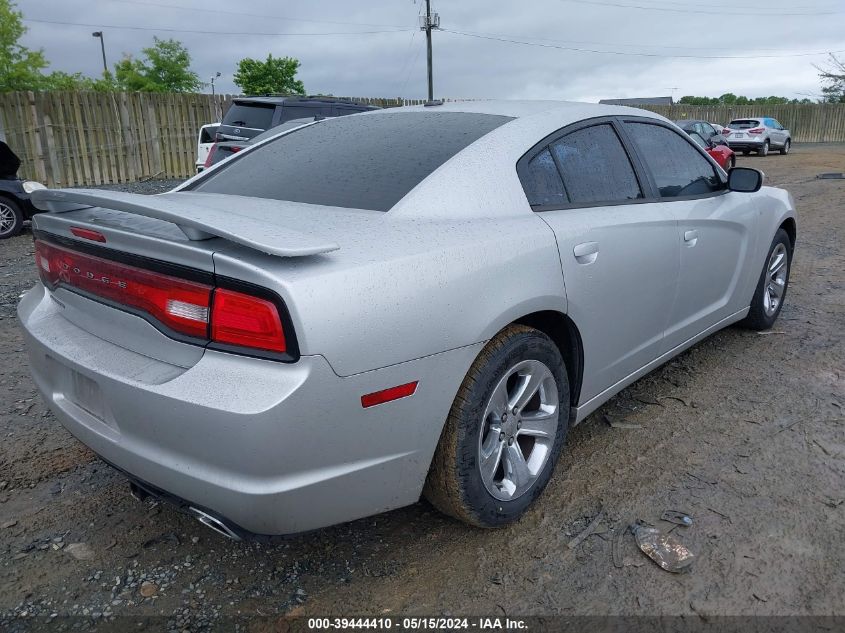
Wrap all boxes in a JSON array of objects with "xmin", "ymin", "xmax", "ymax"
[
  {"xmin": 191, "ymin": 111, "xmax": 513, "ymax": 211},
  {"xmin": 729, "ymin": 119, "xmax": 760, "ymax": 129},
  {"xmin": 222, "ymin": 103, "xmax": 275, "ymax": 130}
]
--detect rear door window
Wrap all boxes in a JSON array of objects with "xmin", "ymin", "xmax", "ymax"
[
  {"xmin": 522, "ymin": 149, "xmax": 567, "ymax": 207},
  {"xmin": 222, "ymin": 103, "xmax": 275, "ymax": 130},
  {"xmin": 549, "ymin": 124, "xmax": 643, "ymax": 204},
  {"xmin": 624, "ymin": 122, "xmax": 722, "ymax": 198},
  {"xmin": 192, "ymin": 111, "xmax": 513, "ymax": 211},
  {"xmin": 278, "ymin": 104, "xmax": 326, "ymax": 122}
]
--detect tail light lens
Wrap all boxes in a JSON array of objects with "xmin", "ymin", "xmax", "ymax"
[
  {"xmin": 35, "ymin": 240, "xmax": 211, "ymax": 338},
  {"xmin": 203, "ymin": 144, "xmax": 217, "ymax": 169},
  {"xmin": 747, "ymin": 127, "xmax": 764, "ymax": 135},
  {"xmin": 211, "ymin": 288, "xmax": 286, "ymax": 353},
  {"xmin": 34, "ymin": 239, "xmax": 290, "ymax": 357}
]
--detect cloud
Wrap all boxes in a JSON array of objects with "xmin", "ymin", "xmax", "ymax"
[{"xmin": 17, "ymin": 0, "xmax": 844, "ymax": 101}]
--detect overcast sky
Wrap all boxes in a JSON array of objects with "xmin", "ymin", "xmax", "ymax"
[{"xmin": 16, "ymin": 0, "xmax": 845, "ymax": 102}]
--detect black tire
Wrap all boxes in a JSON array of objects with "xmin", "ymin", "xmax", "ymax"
[
  {"xmin": 0, "ymin": 197, "xmax": 24, "ymax": 240},
  {"xmin": 758, "ymin": 140, "xmax": 769, "ymax": 156},
  {"xmin": 739, "ymin": 228, "xmax": 792, "ymax": 331},
  {"xmin": 780, "ymin": 139, "xmax": 791, "ymax": 155},
  {"xmin": 424, "ymin": 324, "xmax": 570, "ymax": 528},
  {"xmin": 728, "ymin": 154, "xmax": 736, "ymax": 169}
]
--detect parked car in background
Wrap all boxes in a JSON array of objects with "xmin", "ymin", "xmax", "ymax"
[
  {"xmin": 21, "ymin": 102, "xmax": 796, "ymax": 537},
  {"xmin": 723, "ymin": 117, "xmax": 791, "ymax": 156},
  {"xmin": 0, "ymin": 140, "xmax": 45, "ymax": 239},
  {"xmin": 203, "ymin": 117, "xmax": 322, "ymax": 170},
  {"xmin": 195, "ymin": 123, "xmax": 219, "ymax": 173},
  {"xmin": 674, "ymin": 120, "xmax": 728, "ymax": 146},
  {"xmin": 686, "ymin": 130, "xmax": 736, "ymax": 170},
  {"xmin": 215, "ymin": 96, "xmax": 379, "ymax": 143}
]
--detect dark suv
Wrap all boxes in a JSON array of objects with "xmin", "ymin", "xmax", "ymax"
[{"xmin": 215, "ymin": 96, "xmax": 379, "ymax": 142}]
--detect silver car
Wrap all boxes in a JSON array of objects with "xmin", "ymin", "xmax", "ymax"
[
  {"xmin": 19, "ymin": 102, "xmax": 796, "ymax": 538},
  {"xmin": 724, "ymin": 116, "xmax": 792, "ymax": 156}
]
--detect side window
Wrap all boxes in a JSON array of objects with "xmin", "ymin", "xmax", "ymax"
[
  {"xmin": 549, "ymin": 124, "xmax": 642, "ymax": 204},
  {"xmin": 702, "ymin": 123, "xmax": 717, "ymax": 138},
  {"xmin": 688, "ymin": 132, "xmax": 708, "ymax": 149},
  {"xmin": 521, "ymin": 148, "xmax": 567, "ymax": 207},
  {"xmin": 625, "ymin": 122, "xmax": 722, "ymax": 198}
]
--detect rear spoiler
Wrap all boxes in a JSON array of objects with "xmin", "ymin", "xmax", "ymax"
[{"xmin": 30, "ymin": 188, "xmax": 340, "ymax": 258}]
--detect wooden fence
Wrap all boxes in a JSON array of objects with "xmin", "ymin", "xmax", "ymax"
[
  {"xmin": 639, "ymin": 103, "xmax": 845, "ymax": 143},
  {"xmin": 1, "ymin": 92, "xmax": 844, "ymax": 187}
]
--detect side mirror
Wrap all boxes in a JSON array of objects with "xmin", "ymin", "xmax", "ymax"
[{"xmin": 728, "ymin": 167, "xmax": 763, "ymax": 193}]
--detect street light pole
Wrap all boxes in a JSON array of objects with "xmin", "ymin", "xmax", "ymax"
[
  {"xmin": 211, "ymin": 72, "xmax": 221, "ymax": 121},
  {"xmin": 91, "ymin": 31, "xmax": 108, "ymax": 76}
]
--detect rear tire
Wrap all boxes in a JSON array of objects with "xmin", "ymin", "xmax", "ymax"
[
  {"xmin": 758, "ymin": 140, "xmax": 769, "ymax": 156},
  {"xmin": 740, "ymin": 229, "xmax": 792, "ymax": 331},
  {"xmin": 780, "ymin": 139, "xmax": 791, "ymax": 155},
  {"xmin": 424, "ymin": 324, "xmax": 569, "ymax": 528},
  {"xmin": 728, "ymin": 155, "xmax": 736, "ymax": 169},
  {"xmin": 0, "ymin": 198, "xmax": 23, "ymax": 239}
]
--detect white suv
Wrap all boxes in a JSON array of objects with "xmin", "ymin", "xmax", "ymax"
[{"xmin": 723, "ymin": 117, "xmax": 791, "ymax": 156}]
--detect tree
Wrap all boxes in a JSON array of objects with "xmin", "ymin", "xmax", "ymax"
[
  {"xmin": 816, "ymin": 54, "xmax": 845, "ymax": 103},
  {"xmin": 233, "ymin": 54, "xmax": 305, "ymax": 95},
  {"xmin": 114, "ymin": 37, "xmax": 201, "ymax": 92},
  {"xmin": 0, "ymin": 0, "xmax": 50, "ymax": 91}
]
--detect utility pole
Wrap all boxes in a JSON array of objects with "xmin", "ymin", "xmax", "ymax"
[
  {"xmin": 91, "ymin": 31, "xmax": 108, "ymax": 76},
  {"xmin": 420, "ymin": 1, "xmax": 440, "ymax": 101}
]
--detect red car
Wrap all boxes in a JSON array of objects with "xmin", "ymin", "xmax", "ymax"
[{"xmin": 687, "ymin": 130, "xmax": 736, "ymax": 170}]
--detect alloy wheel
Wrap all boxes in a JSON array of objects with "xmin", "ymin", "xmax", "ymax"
[
  {"xmin": 0, "ymin": 203, "xmax": 17, "ymax": 236},
  {"xmin": 763, "ymin": 243, "xmax": 788, "ymax": 317},
  {"xmin": 478, "ymin": 359, "xmax": 559, "ymax": 501}
]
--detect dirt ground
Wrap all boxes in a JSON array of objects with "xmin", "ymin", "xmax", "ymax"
[{"xmin": 0, "ymin": 146, "xmax": 843, "ymax": 628}]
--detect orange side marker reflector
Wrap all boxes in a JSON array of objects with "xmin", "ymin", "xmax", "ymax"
[{"xmin": 361, "ymin": 381, "xmax": 418, "ymax": 408}]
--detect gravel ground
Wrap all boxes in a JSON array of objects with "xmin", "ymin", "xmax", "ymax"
[{"xmin": 0, "ymin": 146, "xmax": 843, "ymax": 630}]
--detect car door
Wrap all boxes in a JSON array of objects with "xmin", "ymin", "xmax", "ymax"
[
  {"xmin": 770, "ymin": 119, "xmax": 786, "ymax": 146},
  {"xmin": 519, "ymin": 119, "xmax": 679, "ymax": 403},
  {"xmin": 621, "ymin": 118, "xmax": 760, "ymax": 352}
]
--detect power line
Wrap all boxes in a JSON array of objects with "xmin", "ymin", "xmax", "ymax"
[
  {"xmin": 23, "ymin": 18, "xmax": 413, "ymax": 37},
  {"xmin": 442, "ymin": 29, "xmax": 845, "ymax": 59},
  {"xmin": 560, "ymin": 0, "xmax": 844, "ymax": 17},
  {"xmin": 104, "ymin": 0, "xmax": 410, "ymax": 30},
  {"xmin": 449, "ymin": 28, "xmax": 791, "ymax": 52}
]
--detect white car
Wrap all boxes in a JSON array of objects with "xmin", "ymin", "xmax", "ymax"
[
  {"xmin": 195, "ymin": 123, "xmax": 219, "ymax": 173},
  {"xmin": 723, "ymin": 117, "xmax": 792, "ymax": 156}
]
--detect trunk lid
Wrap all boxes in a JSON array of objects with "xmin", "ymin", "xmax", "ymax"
[{"xmin": 27, "ymin": 189, "xmax": 349, "ymax": 367}]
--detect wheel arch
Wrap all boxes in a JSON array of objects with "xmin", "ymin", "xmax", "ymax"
[
  {"xmin": 779, "ymin": 217, "xmax": 796, "ymax": 249},
  {"xmin": 512, "ymin": 310, "xmax": 584, "ymax": 412}
]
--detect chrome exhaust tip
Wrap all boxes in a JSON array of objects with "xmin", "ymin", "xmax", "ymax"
[{"xmin": 189, "ymin": 507, "xmax": 242, "ymax": 541}]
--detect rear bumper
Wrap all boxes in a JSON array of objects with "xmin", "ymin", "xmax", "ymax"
[
  {"xmin": 727, "ymin": 138, "xmax": 766, "ymax": 150},
  {"xmin": 18, "ymin": 283, "xmax": 480, "ymax": 534}
]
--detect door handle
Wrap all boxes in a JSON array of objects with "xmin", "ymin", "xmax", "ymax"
[
  {"xmin": 683, "ymin": 230, "xmax": 699, "ymax": 247},
  {"xmin": 573, "ymin": 241, "xmax": 599, "ymax": 264}
]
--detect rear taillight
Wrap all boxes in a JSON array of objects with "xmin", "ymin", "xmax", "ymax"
[
  {"xmin": 747, "ymin": 127, "xmax": 764, "ymax": 135},
  {"xmin": 211, "ymin": 288, "xmax": 286, "ymax": 353},
  {"xmin": 34, "ymin": 239, "xmax": 289, "ymax": 356},
  {"xmin": 203, "ymin": 144, "xmax": 217, "ymax": 169},
  {"xmin": 35, "ymin": 240, "xmax": 211, "ymax": 338}
]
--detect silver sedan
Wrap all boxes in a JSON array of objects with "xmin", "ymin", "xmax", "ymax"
[{"xmin": 19, "ymin": 101, "xmax": 796, "ymax": 537}]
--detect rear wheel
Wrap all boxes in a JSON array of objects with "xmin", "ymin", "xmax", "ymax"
[
  {"xmin": 0, "ymin": 198, "xmax": 23, "ymax": 239},
  {"xmin": 728, "ymin": 154, "xmax": 736, "ymax": 169},
  {"xmin": 758, "ymin": 140, "xmax": 769, "ymax": 156},
  {"xmin": 780, "ymin": 139, "xmax": 791, "ymax": 155},
  {"xmin": 424, "ymin": 324, "xmax": 569, "ymax": 528},
  {"xmin": 740, "ymin": 229, "xmax": 792, "ymax": 330}
]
